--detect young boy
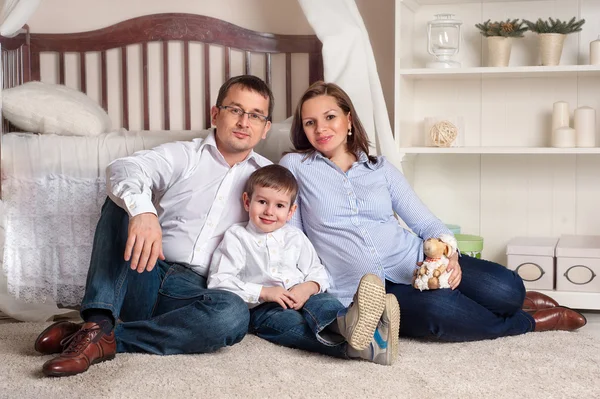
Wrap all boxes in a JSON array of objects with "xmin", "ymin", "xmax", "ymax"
[{"xmin": 208, "ymin": 165, "xmax": 400, "ymax": 365}]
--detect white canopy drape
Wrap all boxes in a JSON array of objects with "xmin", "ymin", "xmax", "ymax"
[
  {"xmin": 0, "ymin": 0, "xmax": 40, "ymax": 36},
  {"xmin": 0, "ymin": 0, "xmax": 73, "ymax": 322},
  {"xmin": 298, "ymin": 0, "xmax": 402, "ymax": 170}
]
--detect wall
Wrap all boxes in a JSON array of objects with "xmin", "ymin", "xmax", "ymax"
[{"xmin": 27, "ymin": 0, "xmax": 396, "ymax": 127}]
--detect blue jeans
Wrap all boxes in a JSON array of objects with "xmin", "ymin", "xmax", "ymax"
[
  {"xmin": 80, "ymin": 198, "xmax": 249, "ymax": 355},
  {"xmin": 249, "ymin": 293, "xmax": 349, "ymax": 358},
  {"xmin": 386, "ymin": 255, "xmax": 535, "ymax": 341}
]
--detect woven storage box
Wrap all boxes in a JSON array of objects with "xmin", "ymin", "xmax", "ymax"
[
  {"xmin": 555, "ymin": 235, "xmax": 600, "ymax": 293},
  {"xmin": 506, "ymin": 237, "xmax": 558, "ymax": 290}
]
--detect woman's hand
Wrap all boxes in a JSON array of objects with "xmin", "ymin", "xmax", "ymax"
[{"xmin": 446, "ymin": 252, "xmax": 462, "ymax": 289}]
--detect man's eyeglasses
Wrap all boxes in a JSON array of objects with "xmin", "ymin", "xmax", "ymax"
[{"xmin": 218, "ymin": 105, "xmax": 269, "ymax": 125}]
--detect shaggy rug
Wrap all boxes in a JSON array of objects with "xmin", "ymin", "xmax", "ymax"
[{"xmin": 0, "ymin": 322, "xmax": 598, "ymax": 399}]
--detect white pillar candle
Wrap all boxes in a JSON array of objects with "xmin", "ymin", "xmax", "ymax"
[
  {"xmin": 552, "ymin": 101, "xmax": 570, "ymax": 135},
  {"xmin": 574, "ymin": 106, "xmax": 596, "ymax": 147},
  {"xmin": 591, "ymin": 35, "xmax": 600, "ymax": 66},
  {"xmin": 552, "ymin": 126, "xmax": 576, "ymax": 148}
]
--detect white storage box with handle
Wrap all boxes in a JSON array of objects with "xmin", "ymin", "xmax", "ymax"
[
  {"xmin": 555, "ymin": 235, "xmax": 600, "ymax": 293},
  {"xmin": 506, "ymin": 237, "xmax": 558, "ymax": 290}
]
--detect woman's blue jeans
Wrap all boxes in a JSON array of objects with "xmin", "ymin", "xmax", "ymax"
[
  {"xmin": 249, "ymin": 293, "xmax": 349, "ymax": 358},
  {"xmin": 386, "ymin": 255, "xmax": 535, "ymax": 341},
  {"xmin": 80, "ymin": 198, "xmax": 249, "ymax": 355}
]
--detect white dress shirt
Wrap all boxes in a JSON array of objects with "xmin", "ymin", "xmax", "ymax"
[
  {"xmin": 106, "ymin": 129, "xmax": 271, "ymax": 276},
  {"xmin": 207, "ymin": 222, "xmax": 330, "ymax": 308}
]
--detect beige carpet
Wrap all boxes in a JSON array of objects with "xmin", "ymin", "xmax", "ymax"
[{"xmin": 0, "ymin": 322, "xmax": 598, "ymax": 399}]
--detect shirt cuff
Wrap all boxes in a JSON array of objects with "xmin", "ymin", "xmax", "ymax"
[
  {"xmin": 123, "ymin": 194, "xmax": 157, "ymax": 217},
  {"xmin": 244, "ymin": 282, "xmax": 263, "ymax": 304}
]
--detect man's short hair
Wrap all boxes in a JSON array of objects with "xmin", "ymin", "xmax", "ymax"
[
  {"xmin": 244, "ymin": 165, "xmax": 298, "ymax": 205},
  {"xmin": 216, "ymin": 75, "xmax": 274, "ymax": 121}
]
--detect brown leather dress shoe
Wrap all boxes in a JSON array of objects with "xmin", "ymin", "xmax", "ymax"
[
  {"xmin": 42, "ymin": 322, "xmax": 116, "ymax": 377},
  {"xmin": 34, "ymin": 321, "xmax": 82, "ymax": 355},
  {"xmin": 523, "ymin": 291, "xmax": 560, "ymax": 312},
  {"xmin": 533, "ymin": 306, "xmax": 587, "ymax": 332}
]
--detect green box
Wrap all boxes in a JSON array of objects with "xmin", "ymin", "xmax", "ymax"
[{"xmin": 455, "ymin": 234, "xmax": 484, "ymax": 259}]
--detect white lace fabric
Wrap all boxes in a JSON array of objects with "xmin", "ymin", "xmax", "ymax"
[{"xmin": 2, "ymin": 175, "xmax": 106, "ymax": 305}]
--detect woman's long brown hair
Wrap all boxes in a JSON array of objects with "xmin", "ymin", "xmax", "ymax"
[{"xmin": 288, "ymin": 81, "xmax": 377, "ymax": 163}]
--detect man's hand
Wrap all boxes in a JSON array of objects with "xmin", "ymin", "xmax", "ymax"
[
  {"xmin": 260, "ymin": 286, "xmax": 297, "ymax": 309},
  {"xmin": 125, "ymin": 212, "xmax": 165, "ymax": 273},
  {"xmin": 446, "ymin": 252, "xmax": 462, "ymax": 289},
  {"xmin": 288, "ymin": 281, "xmax": 320, "ymax": 310}
]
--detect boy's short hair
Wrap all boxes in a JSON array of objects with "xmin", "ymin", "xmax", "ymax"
[{"xmin": 244, "ymin": 165, "xmax": 298, "ymax": 205}]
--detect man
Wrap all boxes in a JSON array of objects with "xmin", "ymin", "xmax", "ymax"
[{"xmin": 34, "ymin": 75, "xmax": 274, "ymax": 377}]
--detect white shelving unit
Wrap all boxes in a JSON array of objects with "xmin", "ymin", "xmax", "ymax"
[{"xmin": 394, "ymin": 0, "xmax": 600, "ymax": 309}]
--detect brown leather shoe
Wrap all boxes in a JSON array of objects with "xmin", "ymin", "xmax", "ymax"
[
  {"xmin": 34, "ymin": 321, "xmax": 82, "ymax": 355},
  {"xmin": 42, "ymin": 322, "xmax": 116, "ymax": 377},
  {"xmin": 523, "ymin": 291, "xmax": 560, "ymax": 312},
  {"xmin": 533, "ymin": 306, "xmax": 587, "ymax": 332}
]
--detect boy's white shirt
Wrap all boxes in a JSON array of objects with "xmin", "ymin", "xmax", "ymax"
[{"xmin": 207, "ymin": 221, "xmax": 330, "ymax": 308}]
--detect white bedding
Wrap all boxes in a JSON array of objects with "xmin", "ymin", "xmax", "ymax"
[{"xmin": 1, "ymin": 124, "xmax": 292, "ymax": 308}]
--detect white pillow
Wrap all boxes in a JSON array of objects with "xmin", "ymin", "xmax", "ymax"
[
  {"xmin": 2, "ymin": 81, "xmax": 112, "ymax": 136},
  {"xmin": 254, "ymin": 118, "xmax": 294, "ymax": 163}
]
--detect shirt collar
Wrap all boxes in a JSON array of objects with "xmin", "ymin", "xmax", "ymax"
[
  {"xmin": 202, "ymin": 128, "xmax": 259, "ymax": 165},
  {"xmin": 245, "ymin": 221, "xmax": 287, "ymax": 247},
  {"xmin": 307, "ymin": 150, "xmax": 376, "ymax": 169}
]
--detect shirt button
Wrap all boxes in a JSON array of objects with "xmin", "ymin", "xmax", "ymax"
[
  {"xmin": 271, "ymin": 268, "xmax": 276, "ymax": 273},
  {"xmin": 218, "ymin": 196, "xmax": 224, "ymax": 201},
  {"xmin": 285, "ymin": 279, "xmax": 289, "ymax": 283}
]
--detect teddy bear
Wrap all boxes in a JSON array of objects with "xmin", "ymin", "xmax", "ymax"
[{"xmin": 412, "ymin": 234, "xmax": 458, "ymax": 291}]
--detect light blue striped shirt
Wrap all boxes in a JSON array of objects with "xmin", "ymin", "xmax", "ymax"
[{"xmin": 279, "ymin": 151, "xmax": 452, "ymax": 306}]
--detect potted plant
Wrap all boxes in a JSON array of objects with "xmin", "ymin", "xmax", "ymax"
[
  {"xmin": 524, "ymin": 17, "xmax": 585, "ymax": 66},
  {"xmin": 475, "ymin": 19, "xmax": 528, "ymax": 67}
]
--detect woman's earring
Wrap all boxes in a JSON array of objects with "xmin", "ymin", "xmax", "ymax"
[{"xmin": 348, "ymin": 129, "xmax": 352, "ymax": 136}]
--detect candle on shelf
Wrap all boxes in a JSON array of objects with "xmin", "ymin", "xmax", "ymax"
[
  {"xmin": 552, "ymin": 101, "xmax": 570, "ymax": 145},
  {"xmin": 591, "ymin": 35, "xmax": 600, "ymax": 66},
  {"xmin": 552, "ymin": 126, "xmax": 576, "ymax": 148},
  {"xmin": 574, "ymin": 106, "xmax": 596, "ymax": 147}
]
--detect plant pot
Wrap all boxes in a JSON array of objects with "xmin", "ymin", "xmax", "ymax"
[
  {"xmin": 538, "ymin": 33, "xmax": 566, "ymax": 66},
  {"xmin": 487, "ymin": 37, "xmax": 513, "ymax": 67}
]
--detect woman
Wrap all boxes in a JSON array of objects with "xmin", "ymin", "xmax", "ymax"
[{"xmin": 279, "ymin": 81, "xmax": 586, "ymax": 341}]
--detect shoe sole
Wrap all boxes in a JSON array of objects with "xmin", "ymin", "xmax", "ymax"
[
  {"xmin": 347, "ymin": 274, "xmax": 386, "ymax": 351},
  {"xmin": 384, "ymin": 294, "xmax": 400, "ymax": 365},
  {"xmin": 43, "ymin": 355, "xmax": 116, "ymax": 377}
]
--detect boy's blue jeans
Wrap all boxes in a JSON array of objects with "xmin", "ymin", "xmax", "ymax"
[
  {"xmin": 80, "ymin": 198, "xmax": 249, "ymax": 355},
  {"xmin": 249, "ymin": 293, "xmax": 349, "ymax": 359},
  {"xmin": 386, "ymin": 255, "xmax": 535, "ymax": 341}
]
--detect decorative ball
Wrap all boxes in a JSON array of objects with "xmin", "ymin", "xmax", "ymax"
[{"xmin": 429, "ymin": 120, "xmax": 458, "ymax": 147}]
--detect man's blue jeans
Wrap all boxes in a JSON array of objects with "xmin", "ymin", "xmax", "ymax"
[
  {"xmin": 249, "ymin": 293, "xmax": 349, "ymax": 358},
  {"xmin": 386, "ymin": 255, "xmax": 535, "ymax": 341},
  {"xmin": 80, "ymin": 198, "xmax": 249, "ymax": 355}
]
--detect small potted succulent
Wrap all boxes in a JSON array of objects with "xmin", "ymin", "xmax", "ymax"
[
  {"xmin": 475, "ymin": 19, "xmax": 528, "ymax": 67},
  {"xmin": 523, "ymin": 17, "xmax": 585, "ymax": 66}
]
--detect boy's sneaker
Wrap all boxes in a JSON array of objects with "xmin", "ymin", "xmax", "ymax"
[
  {"xmin": 348, "ymin": 294, "xmax": 400, "ymax": 366},
  {"xmin": 337, "ymin": 274, "xmax": 386, "ymax": 351}
]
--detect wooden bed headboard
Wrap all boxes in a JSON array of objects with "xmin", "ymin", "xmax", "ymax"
[{"xmin": 2, "ymin": 13, "xmax": 323, "ymax": 130}]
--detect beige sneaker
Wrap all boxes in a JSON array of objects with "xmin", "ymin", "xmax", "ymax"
[
  {"xmin": 348, "ymin": 294, "xmax": 400, "ymax": 366},
  {"xmin": 337, "ymin": 274, "xmax": 386, "ymax": 351}
]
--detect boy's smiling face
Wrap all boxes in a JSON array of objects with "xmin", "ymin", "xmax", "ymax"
[{"xmin": 243, "ymin": 186, "xmax": 297, "ymax": 234}]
